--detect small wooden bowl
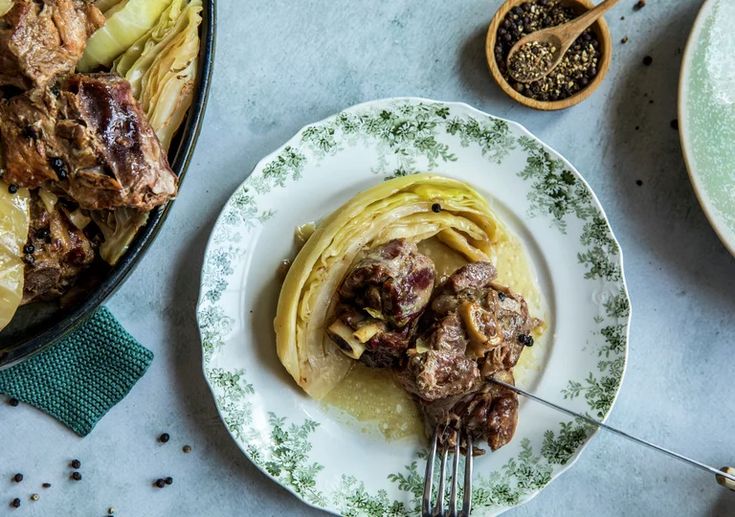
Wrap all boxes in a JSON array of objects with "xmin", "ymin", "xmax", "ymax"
[{"xmin": 486, "ymin": 0, "xmax": 612, "ymax": 111}]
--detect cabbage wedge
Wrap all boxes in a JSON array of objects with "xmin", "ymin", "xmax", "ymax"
[
  {"xmin": 91, "ymin": 208, "xmax": 149, "ymax": 266},
  {"xmin": 0, "ymin": 181, "xmax": 30, "ymax": 331},
  {"xmin": 0, "ymin": 0, "xmax": 13, "ymax": 17},
  {"xmin": 139, "ymin": 0, "xmax": 201, "ymax": 150},
  {"xmin": 78, "ymin": 0, "xmax": 171, "ymax": 72},
  {"xmin": 274, "ymin": 174, "xmax": 502, "ymax": 399},
  {"xmin": 94, "ymin": 0, "xmax": 122, "ymax": 14},
  {"xmin": 113, "ymin": 0, "xmax": 190, "ymax": 94},
  {"xmin": 114, "ymin": 0, "xmax": 202, "ymax": 150}
]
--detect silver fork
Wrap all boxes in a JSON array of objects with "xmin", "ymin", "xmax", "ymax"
[{"xmin": 422, "ymin": 428, "xmax": 473, "ymax": 517}]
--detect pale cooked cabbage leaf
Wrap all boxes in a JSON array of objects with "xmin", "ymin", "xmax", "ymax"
[
  {"xmin": 78, "ymin": 0, "xmax": 171, "ymax": 72},
  {"xmin": 113, "ymin": 0, "xmax": 189, "ymax": 94},
  {"xmin": 0, "ymin": 181, "xmax": 30, "ymax": 331},
  {"xmin": 95, "ymin": 0, "xmax": 122, "ymax": 14},
  {"xmin": 0, "ymin": 0, "xmax": 13, "ymax": 17},
  {"xmin": 274, "ymin": 174, "xmax": 502, "ymax": 399},
  {"xmin": 136, "ymin": 0, "xmax": 201, "ymax": 150},
  {"xmin": 38, "ymin": 188, "xmax": 58, "ymax": 214},
  {"xmin": 111, "ymin": 0, "xmax": 202, "ymax": 149},
  {"xmin": 91, "ymin": 208, "xmax": 149, "ymax": 266},
  {"xmin": 64, "ymin": 208, "xmax": 92, "ymax": 231}
]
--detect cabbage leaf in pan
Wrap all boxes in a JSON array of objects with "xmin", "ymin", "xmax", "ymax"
[
  {"xmin": 78, "ymin": 0, "xmax": 171, "ymax": 71},
  {"xmin": 0, "ymin": 182, "xmax": 30, "ymax": 331}
]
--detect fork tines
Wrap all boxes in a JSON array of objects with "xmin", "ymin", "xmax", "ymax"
[{"xmin": 422, "ymin": 428, "xmax": 473, "ymax": 517}]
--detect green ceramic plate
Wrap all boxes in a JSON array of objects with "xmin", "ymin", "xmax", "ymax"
[{"xmin": 680, "ymin": 0, "xmax": 735, "ymax": 255}]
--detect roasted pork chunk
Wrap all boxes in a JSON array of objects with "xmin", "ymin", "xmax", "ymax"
[
  {"xmin": 22, "ymin": 190, "xmax": 95, "ymax": 303},
  {"xmin": 0, "ymin": 74, "xmax": 177, "ymax": 210},
  {"xmin": 0, "ymin": 0, "xmax": 103, "ymax": 89}
]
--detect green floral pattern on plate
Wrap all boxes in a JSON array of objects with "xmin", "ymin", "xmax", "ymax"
[{"xmin": 197, "ymin": 99, "xmax": 629, "ymax": 516}]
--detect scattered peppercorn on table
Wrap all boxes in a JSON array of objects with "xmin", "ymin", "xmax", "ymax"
[{"xmin": 2, "ymin": 1, "xmax": 733, "ymax": 516}]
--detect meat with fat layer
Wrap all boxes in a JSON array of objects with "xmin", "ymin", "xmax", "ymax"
[
  {"xmin": 0, "ymin": 74, "xmax": 178, "ymax": 210},
  {"xmin": 22, "ymin": 191, "xmax": 95, "ymax": 303},
  {"xmin": 0, "ymin": 0, "xmax": 103, "ymax": 90}
]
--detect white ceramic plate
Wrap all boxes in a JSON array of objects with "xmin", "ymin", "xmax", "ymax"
[
  {"xmin": 197, "ymin": 98, "xmax": 630, "ymax": 516},
  {"xmin": 680, "ymin": 0, "xmax": 735, "ymax": 256}
]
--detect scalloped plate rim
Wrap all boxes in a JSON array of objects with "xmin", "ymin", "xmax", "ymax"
[{"xmin": 197, "ymin": 97, "xmax": 631, "ymax": 516}]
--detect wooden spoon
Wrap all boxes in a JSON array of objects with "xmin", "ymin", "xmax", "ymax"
[{"xmin": 506, "ymin": 0, "xmax": 620, "ymax": 83}]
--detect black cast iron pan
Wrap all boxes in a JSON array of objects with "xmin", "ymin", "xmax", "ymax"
[{"xmin": 0, "ymin": 0, "xmax": 217, "ymax": 368}]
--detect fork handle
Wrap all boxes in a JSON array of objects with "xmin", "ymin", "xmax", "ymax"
[{"xmin": 717, "ymin": 467, "xmax": 735, "ymax": 491}]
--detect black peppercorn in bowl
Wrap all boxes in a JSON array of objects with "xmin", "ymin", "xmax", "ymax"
[
  {"xmin": 486, "ymin": 0, "xmax": 612, "ymax": 110},
  {"xmin": 0, "ymin": 1, "xmax": 216, "ymax": 368}
]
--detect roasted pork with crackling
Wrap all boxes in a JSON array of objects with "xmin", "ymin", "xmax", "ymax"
[
  {"xmin": 0, "ymin": 73, "xmax": 177, "ymax": 210},
  {"xmin": 0, "ymin": 0, "xmax": 103, "ymax": 90}
]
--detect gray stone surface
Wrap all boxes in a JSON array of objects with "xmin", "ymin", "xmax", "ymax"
[{"xmin": 2, "ymin": 0, "xmax": 735, "ymax": 515}]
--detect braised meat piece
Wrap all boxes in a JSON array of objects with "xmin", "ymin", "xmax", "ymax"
[
  {"xmin": 422, "ymin": 311, "xmax": 468, "ymax": 354},
  {"xmin": 476, "ymin": 285, "xmax": 537, "ymax": 376},
  {"xmin": 429, "ymin": 261, "xmax": 497, "ymax": 315},
  {"xmin": 0, "ymin": 0, "xmax": 104, "ymax": 90},
  {"xmin": 399, "ymin": 312, "xmax": 479, "ymax": 400},
  {"xmin": 0, "ymin": 88, "xmax": 60, "ymax": 186},
  {"xmin": 459, "ymin": 372, "xmax": 518, "ymax": 452},
  {"xmin": 400, "ymin": 262, "xmax": 535, "ymax": 403},
  {"xmin": 420, "ymin": 370, "xmax": 519, "ymax": 453},
  {"xmin": 440, "ymin": 261, "xmax": 497, "ymax": 294},
  {"xmin": 398, "ymin": 263, "xmax": 537, "ymax": 452},
  {"xmin": 339, "ymin": 239, "xmax": 435, "ymax": 327},
  {"xmin": 362, "ymin": 327, "xmax": 414, "ymax": 369},
  {"xmin": 22, "ymin": 191, "xmax": 95, "ymax": 303},
  {"xmin": 429, "ymin": 262, "xmax": 537, "ymax": 375},
  {"xmin": 327, "ymin": 239, "xmax": 435, "ymax": 368},
  {"xmin": 329, "ymin": 305, "xmax": 416, "ymax": 368},
  {"xmin": 58, "ymin": 74, "xmax": 177, "ymax": 209},
  {"xmin": 402, "ymin": 348, "xmax": 480, "ymax": 401},
  {"xmin": 0, "ymin": 74, "xmax": 178, "ymax": 210}
]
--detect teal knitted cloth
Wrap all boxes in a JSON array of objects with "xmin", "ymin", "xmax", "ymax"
[{"xmin": 0, "ymin": 307, "xmax": 153, "ymax": 436}]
